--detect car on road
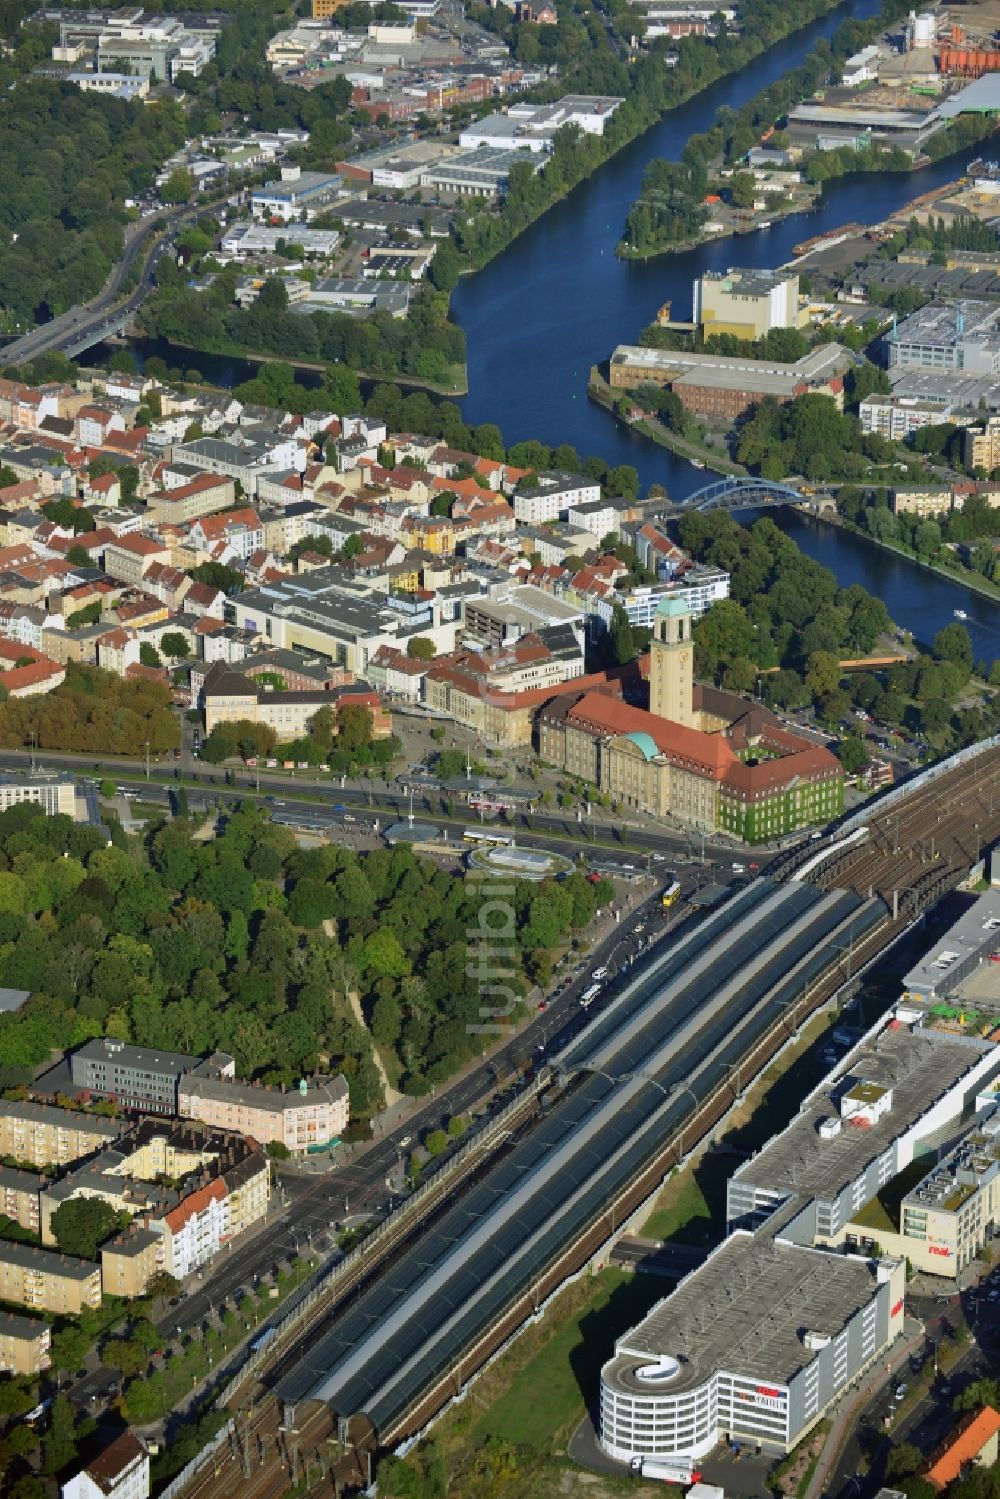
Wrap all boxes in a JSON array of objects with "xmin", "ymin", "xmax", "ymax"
[
  {"xmin": 894, "ymin": 1383, "xmax": 908, "ymax": 1401},
  {"xmin": 592, "ymin": 966, "xmax": 609, "ymax": 980}
]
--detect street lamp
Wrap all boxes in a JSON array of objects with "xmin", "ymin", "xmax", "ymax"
[{"xmin": 144, "ymin": 739, "xmax": 150, "ymax": 781}]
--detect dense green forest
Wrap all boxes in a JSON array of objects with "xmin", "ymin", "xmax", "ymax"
[
  {"xmin": 0, "ymin": 86, "xmax": 186, "ymax": 324},
  {"xmin": 0, "ymin": 665, "xmax": 179, "ymax": 756},
  {"xmin": 0, "ymin": 801, "xmax": 613, "ymax": 1110}
]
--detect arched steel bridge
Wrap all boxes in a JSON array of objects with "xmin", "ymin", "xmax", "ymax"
[{"xmin": 680, "ymin": 476, "xmax": 805, "ymax": 511}]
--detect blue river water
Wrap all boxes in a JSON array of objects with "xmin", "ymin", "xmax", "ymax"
[
  {"xmin": 123, "ymin": 0, "xmax": 1000, "ymax": 656},
  {"xmin": 448, "ymin": 0, "xmax": 1000, "ymax": 657}
]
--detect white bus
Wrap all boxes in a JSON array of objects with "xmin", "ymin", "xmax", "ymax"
[{"xmin": 580, "ymin": 983, "xmax": 602, "ymax": 1009}]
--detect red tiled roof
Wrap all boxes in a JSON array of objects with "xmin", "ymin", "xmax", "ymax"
[
  {"xmin": 566, "ymin": 691, "xmax": 736, "ymax": 776},
  {"xmin": 109, "ymin": 533, "xmax": 166, "ymax": 556},
  {"xmin": 927, "ymin": 1407, "xmax": 1000, "ymax": 1490},
  {"xmin": 164, "ymin": 1176, "xmax": 226, "ymax": 1234}
]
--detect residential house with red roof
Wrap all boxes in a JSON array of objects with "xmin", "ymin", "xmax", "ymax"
[
  {"xmin": 96, "ymin": 628, "xmax": 141, "ymax": 678},
  {"xmin": 103, "ymin": 534, "xmax": 171, "ymax": 589},
  {"xmin": 926, "ymin": 1407, "xmax": 1000, "ymax": 1490},
  {"xmin": 145, "ymin": 474, "xmax": 236, "ymax": 526},
  {"xmin": 81, "ymin": 470, "xmax": 121, "ymax": 505},
  {"xmin": 76, "ymin": 406, "xmax": 125, "ymax": 449},
  {"xmin": 0, "ymin": 641, "xmax": 64, "ymax": 697},
  {"xmin": 61, "ymin": 1428, "xmax": 150, "ymax": 1499},
  {"xmin": 188, "ymin": 507, "xmax": 264, "ymax": 561}
]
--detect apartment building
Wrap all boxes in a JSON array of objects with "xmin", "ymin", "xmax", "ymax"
[
  {"xmin": 890, "ymin": 487, "xmax": 954, "ymax": 519},
  {"xmin": 145, "ymin": 475, "xmax": 236, "ymax": 525},
  {"xmin": 150, "ymin": 1146, "xmax": 271, "ymax": 1280},
  {"xmin": 62, "ymin": 1430, "xmax": 150, "ymax": 1499},
  {"xmin": 179, "ymin": 1071, "xmax": 349, "ymax": 1155},
  {"xmin": 0, "ymin": 1243, "xmax": 101, "ymax": 1315},
  {"xmin": 0, "ymin": 1165, "xmax": 44, "ymax": 1233},
  {"xmin": 0, "ymin": 1099, "xmax": 120, "ymax": 1169},
  {"xmin": 964, "ymin": 416, "xmax": 1000, "ymax": 473},
  {"xmin": 512, "ymin": 471, "xmax": 602, "ymax": 524},
  {"xmin": 100, "ymin": 1227, "xmax": 163, "ymax": 1300},
  {"xmin": 0, "ymin": 1312, "xmax": 50, "ymax": 1376},
  {"xmin": 103, "ymin": 534, "xmax": 171, "ymax": 588}
]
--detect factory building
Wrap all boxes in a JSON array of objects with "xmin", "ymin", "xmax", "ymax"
[
  {"xmin": 887, "ymin": 300, "xmax": 1000, "ymax": 373},
  {"xmin": 692, "ymin": 269, "xmax": 805, "ymax": 342}
]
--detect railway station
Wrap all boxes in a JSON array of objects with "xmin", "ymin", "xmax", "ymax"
[
  {"xmin": 273, "ymin": 878, "xmax": 885, "ymax": 1436},
  {"xmin": 599, "ymin": 901, "xmax": 1000, "ymax": 1469},
  {"xmin": 175, "ymin": 738, "xmax": 1000, "ymax": 1499}
]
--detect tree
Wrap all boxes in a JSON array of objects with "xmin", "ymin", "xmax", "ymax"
[
  {"xmin": 42, "ymin": 1394, "xmax": 77, "ymax": 1476},
  {"xmin": 67, "ymin": 543, "xmax": 92, "ymax": 567},
  {"xmin": 50, "ymin": 1197, "xmax": 126, "ymax": 1260},
  {"xmin": 838, "ymin": 732, "xmax": 870, "ymax": 775},
  {"xmin": 160, "ymin": 631, "xmax": 190, "ymax": 660},
  {"xmin": 139, "ymin": 641, "xmax": 161, "ymax": 669},
  {"xmin": 407, "ymin": 636, "xmax": 436, "ymax": 661},
  {"xmin": 267, "ymin": 1140, "xmax": 291, "ymax": 1160},
  {"xmin": 49, "ymin": 1324, "xmax": 91, "ymax": 1373},
  {"xmin": 804, "ymin": 650, "xmax": 841, "ymax": 702},
  {"xmin": 932, "ymin": 622, "xmax": 974, "ymax": 678},
  {"xmin": 146, "ymin": 1269, "xmax": 180, "ymax": 1306},
  {"xmin": 886, "ymin": 1443, "xmax": 923, "ymax": 1480},
  {"xmin": 608, "ymin": 602, "xmax": 636, "ymax": 665},
  {"xmin": 160, "ymin": 168, "xmax": 194, "ymax": 205}
]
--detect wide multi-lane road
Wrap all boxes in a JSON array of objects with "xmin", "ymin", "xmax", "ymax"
[
  {"xmin": 2, "ymin": 205, "xmax": 194, "ymax": 366},
  {"xmin": 0, "ymin": 743, "xmax": 758, "ymax": 869}
]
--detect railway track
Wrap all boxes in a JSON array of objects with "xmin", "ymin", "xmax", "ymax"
[
  {"xmin": 819, "ymin": 747, "xmax": 1000, "ymax": 899},
  {"xmin": 177, "ymin": 912, "xmax": 900, "ymax": 1499},
  {"xmin": 174, "ymin": 749, "xmax": 1000, "ymax": 1499}
]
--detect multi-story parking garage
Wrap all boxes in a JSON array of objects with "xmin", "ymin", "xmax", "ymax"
[
  {"xmin": 275, "ymin": 879, "xmax": 886, "ymax": 1439},
  {"xmin": 600, "ymin": 1214, "xmax": 905, "ymax": 1462},
  {"xmin": 599, "ymin": 1003, "xmax": 1000, "ymax": 1465}
]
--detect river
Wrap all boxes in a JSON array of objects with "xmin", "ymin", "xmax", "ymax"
[{"xmin": 119, "ymin": 0, "xmax": 1000, "ymax": 657}]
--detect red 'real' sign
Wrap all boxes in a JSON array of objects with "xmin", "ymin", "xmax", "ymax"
[
  {"xmin": 891, "ymin": 1298, "xmax": 903, "ymax": 1317},
  {"xmin": 929, "ymin": 1245, "xmax": 951, "ymax": 1257},
  {"xmin": 756, "ymin": 1386, "xmax": 783, "ymax": 1398}
]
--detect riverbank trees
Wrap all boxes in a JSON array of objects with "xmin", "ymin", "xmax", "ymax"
[
  {"xmin": 138, "ymin": 279, "xmax": 467, "ymax": 392},
  {"xmin": 618, "ymin": 0, "xmax": 918, "ymax": 257}
]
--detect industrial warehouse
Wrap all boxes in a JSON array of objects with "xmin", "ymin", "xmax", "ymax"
[{"xmin": 599, "ymin": 886, "xmax": 1000, "ymax": 1468}]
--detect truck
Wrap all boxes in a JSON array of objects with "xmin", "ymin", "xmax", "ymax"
[{"xmin": 629, "ymin": 1455, "xmax": 703, "ymax": 1484}]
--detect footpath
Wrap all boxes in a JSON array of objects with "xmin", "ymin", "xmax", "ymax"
[{"xmin": 804, "ymin": 1319, "xmax": 926, "ymax": 1499}]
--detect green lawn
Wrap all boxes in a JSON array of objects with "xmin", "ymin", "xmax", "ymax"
[
  {"xmin": 471, "ymin": 1270, "xmax": 664, "ymax": 1453},
  {"xmin": 642, "ymin": 1166, "xmax": 724, "ymax": 1244}
]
